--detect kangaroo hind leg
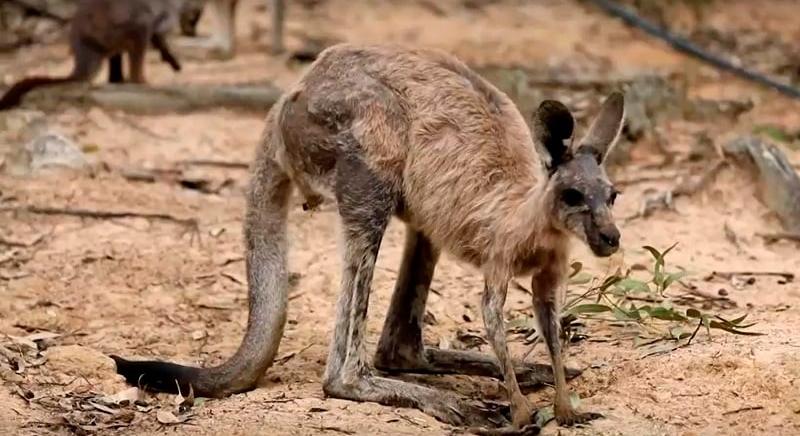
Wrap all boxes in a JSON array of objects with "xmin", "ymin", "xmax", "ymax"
[
  {"xmin": 373, "ymin": 227, "xmax": 580, "ymax": 390},
  {"xmin": 320, "ymin": 151, "xmax": 511, "ymax": 430}
]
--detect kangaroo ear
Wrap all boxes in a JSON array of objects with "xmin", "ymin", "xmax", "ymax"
[
  {"xmin": 533, "ymin": 99, "xmax": 574, "ymax": 172},
  {"xmin": 575, "ymin": 91, "xmax": 625, "ymax": 163}
]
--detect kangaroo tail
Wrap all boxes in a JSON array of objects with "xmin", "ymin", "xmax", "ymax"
[
  {"xmin": 0, "ymin": 76, "xmax": 77, "ymax": 110},
  {"xmin": 112, "ymin": 103, "xmax": 293, "ymax": 398}
]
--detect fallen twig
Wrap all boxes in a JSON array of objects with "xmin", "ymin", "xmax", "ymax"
[
  {"xmin": 20, "ymin": 82, "xmax": 282, "ymax": 113},
  {"xmin": 707, "ymin": 271, "xmax": 794, "ymax": 282},
  {"xmin": 756, "ymin": 232, "xmax": 800, "ymax": 243},
  {"xmin": 119, "ymin": 167, "xmax": 182, "ymax": 184},
  {"xmin": 179, "ymin": 159, "xmax": 250, "ymax": 169},
  {"xmin": 275, "ymin": 343, "xmax": 314, "ymax": 365},
  {"xmin": 0, "ymin": 234, "xmax": 44, "ymax": 248},
  {"xmin": 0, "ymin": 205, "xmax": 198, "ymax": 233},
  {"xmin": 722, "ymin": 405, "xmax": 764, "ymax": 416},
  {"xmin": 318, "ymin": 426, "xmax": 355, "ymax": 435}
]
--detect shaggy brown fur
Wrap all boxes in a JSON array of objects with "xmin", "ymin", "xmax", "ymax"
[
  {"xmin": 0, "ymin": 0, "xmax": 190, "ymax": 110},
  {"xmin": 111, "ymin": 43, "xmax": 625, "ymax": 434}
]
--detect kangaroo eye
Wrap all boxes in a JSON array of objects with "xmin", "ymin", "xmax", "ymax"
[{"xmin": 561, "ymin": 188, "xmax": 584, "ymax": 207}]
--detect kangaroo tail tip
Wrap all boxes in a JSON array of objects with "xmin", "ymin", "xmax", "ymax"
[{"xmin": 110, "ymin": 354, "xmax": 201, "ymax": 396}]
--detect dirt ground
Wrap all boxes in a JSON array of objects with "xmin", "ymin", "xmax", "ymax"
[{"xmin": 1, "ymin": 1, "xmax": 800, "ymax": 435}]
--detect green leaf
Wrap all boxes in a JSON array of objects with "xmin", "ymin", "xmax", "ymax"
[
  {"xmin": 569, "ymin": 392, "xmax": 582, "ymax": 409},
  {"xmin": 753, "ymin": 124, "xmax": 791, "ymax": 143},
  {"xmin": 661, "ymin": 242, "xmax": 679, "ymax": 258},
  {"xmin": 567, "ymin": 304, "xmax": 612, "ymax": 315},
  {"xmin": 569, "ymin": 272, "xmax": 594, "ymax": 285},
  {"xmin": 613, "ymin": 306, "xmax": 641, "ymax": 321},
  {"xmin": 615, "ymin": 278, "xmax": 651, "ymax": 293},
  {"xmin": 662, "ymin": 270, "xmax": 689, "ymax": 291},
  {"xmin": 670, "ymin": 326, "xmax": 690, "ymax": 340},
  {"xmin": 715, "ymin": 313, "xmax": 749, "ymax": 325},
  {"xmin": 712, "ymin": 314, "xmax": 758, "ymax": 329},
  {"xmin": 535, "ymin": 406, "xmax": 555, "ymax": 428},
  {"xmin": 642, "ymin": 245, "xmax": 663, "ymax": 263},
  {"xmin": 642, "ymin": 306, "xmax": 687, "ymax": 321},
  {"xmin": 507, "ymin": 316, "xmax": 535, "ymax": 330},
  {"xmin": 599, "ymin": 275, "xmax": 623, "ymax": 292},
  {"xmin": 708, "ymin": 320, "xmax": 765, "ymax": 336}
]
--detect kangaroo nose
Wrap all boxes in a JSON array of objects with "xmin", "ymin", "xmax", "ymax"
[{"xmin": 600, "ymin": 227, "xmax": 620, "ymax": 248}]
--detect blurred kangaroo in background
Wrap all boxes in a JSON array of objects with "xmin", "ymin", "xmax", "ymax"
[
  {"xmin": 111, "ymin": 43, "xmax": 625, "ymax": 434},
  {"xmin": 176, "ymin": 0, "xmax": 285, "ymax": 59},
  {"xmin": 0, "ymin": 0, "xmax": 195, "ymax": 110}
]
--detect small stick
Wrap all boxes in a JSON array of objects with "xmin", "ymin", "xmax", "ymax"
[
  {"xmin": 179, "ymin": 159, "xmax": 250, "ymax": 169},
  {"xmin": 0, "ymin": 234, "xmax": 44, "ymax": 248},
  {"xmin": 681, "ymin": 286, "xmax": 731, "ymax": 302},
  {"xmin": 1, "ymin": 206, "xmax": 199, "ymax": 244},
  {"xmin": 722, "ymin": 405, "xmax": 764, "ymax": 416},
  {"xmin": 1, "ymin": 205, "xmax": 196, "ymax": 227},
  {"xmin": 708, "ymin": 271, "xmax": 794, "ymax": 281},
  {"xmin": 275, "ymin": 343, "xmax": 314, "ymax": 365},
  {"xmin": 756, "ymin": 232, "xmax": 800, "ymax": 243}
]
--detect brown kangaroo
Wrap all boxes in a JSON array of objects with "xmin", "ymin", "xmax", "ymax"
[
  {"xmin": 111, "ymin": 43, "xmax": 625, "ymax": 433},
  {"xmin": 0, "ymin": 0, "xmax": 189, "ymax": 111}
]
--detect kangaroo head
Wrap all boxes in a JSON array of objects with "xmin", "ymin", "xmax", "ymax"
[{"xmin": 533, "ymin": 92, "xmax": 625, "ymax": 257}]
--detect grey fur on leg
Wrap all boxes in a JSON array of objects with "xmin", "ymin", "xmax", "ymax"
[
  {"xmin": 531, "ymin": 270, "xmax": 601, "ymax": 426},
  {"xmin": 320, "ymin": 153, "xmax": 513, "ymax": 429},
  {"xmin": 483, "ymin": 280, "xmax": 534, "ymax": 428},
  {"xmin": 373, "ymin": 228, "xmax": 579, "ymax": 389},
  {"xmin": 374, "ymin": 228, "xmax": 439, "ymax": 369}
]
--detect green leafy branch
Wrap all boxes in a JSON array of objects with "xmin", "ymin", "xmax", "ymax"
[{"xmin": 509, "ymin": 243, "xmax": 763, "ymax": 356}]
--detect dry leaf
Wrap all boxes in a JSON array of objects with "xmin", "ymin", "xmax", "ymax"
[
  {"xmin": 221, "ymin": 271, "xmax": 245, "ymax": 285},
  {"xmin": 98, "ymin": 387, "xmax": 141, "ymax": 406},
  {"xmin": 88, "ymin": 401, "xmax": 117, "ymax": 415},
  {"xmin": 8, "ymin": 331, "xmax": 61, "ymax": 350},
  {"xmin": 156, "ymin": 410, "xmax": 189, "ymax": 425},
  {"xmin": 175, "ymin": 384, "xmax": 195, "ymax": 413}
]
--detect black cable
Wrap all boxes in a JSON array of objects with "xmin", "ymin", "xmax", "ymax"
[{"xmin": 588, "ymin": 0, "xmax": 800, "ymax": 100}]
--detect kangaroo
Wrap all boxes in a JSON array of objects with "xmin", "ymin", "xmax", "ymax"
[
  {"xmin": 175, "ymin": 0, "xmax": 285, "ymax": 59},
  {"xmin": 0, "ymin": 0, "xmax": 187, "ymax": 111},
  {"xmin": 111, "ymin": 43, "xmax": 624, "ymax": 433}
]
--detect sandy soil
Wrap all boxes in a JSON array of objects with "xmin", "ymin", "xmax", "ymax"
[{"xmin": 1, "ymin": 1, "xmax": 799, "ymax": 435}]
